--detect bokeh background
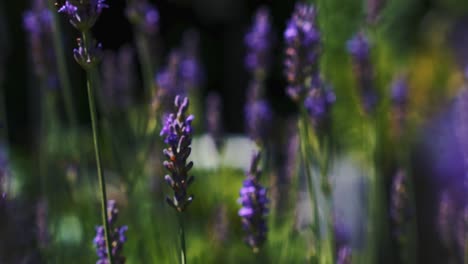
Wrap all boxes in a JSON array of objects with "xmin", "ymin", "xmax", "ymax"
[{"xmin": 2, "ymin": 0, "xmax": 468, "ymax": 263}]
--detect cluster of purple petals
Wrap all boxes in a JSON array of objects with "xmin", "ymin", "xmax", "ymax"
[
  {"xmin": 245, "ymin": 7, "xmax": 272, "ymax": 74},
  {"xmin": 94, "ymin": 200, "xmax": 128, "ymax": 264},
  {"xmin": 238, "ymin": 151, "xmax": 269, "ymax": 251},
  {"xmin": 58, "ymin": 0, "xmax": 108, "ymax": 31},
  {"xmin": 346, "ymin": 32, "xmax": 377, "ymax": 113},
  {"xmin": 126, "ymin": 0, "xmax": 159, "ymax": 35},
  {"xmin": 245, "ymin": 100, "xmax": 272, "ymax": 142},
  {"xmin": 284, "ymin": 3, "xmax": 320, "ymax": 101},
  {"xmin": 160, "ymin": 96, "xmax": 195, "ymax": 212}
]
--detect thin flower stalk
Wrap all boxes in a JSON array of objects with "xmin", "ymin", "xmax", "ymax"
[{"xmin": 57, "ymin": 1, "xmax": 113, "ymax": 263}]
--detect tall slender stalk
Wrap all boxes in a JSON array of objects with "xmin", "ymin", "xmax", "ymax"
[
  {"xmin": 298, "ymin": 112, "xmax": 321, "ymax": 261},
  {"xmin": 82, "ymin": 30, "xmax": 114, "ymax": 264},
  {"xmin": 178, "ymin": 212, "xmax": 187, "ymax": 264}
]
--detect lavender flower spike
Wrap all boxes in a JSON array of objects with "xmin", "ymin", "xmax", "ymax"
[
  {"xmin": 346, "ymin": 32, "xmax": 376, "ymax": 113},
  {"xmin": 284, "ymin": 3, "xmax": 321, "ymax": 101},
  {"xmin": 94, "ymin": 200, "xmax": 128, "ymax": 264},
  {"xmin": 161, "ymin": 95, "xmax": 195, "ymax": 212},
  {"xmin": 57, "ymin": 0, "xmax": 108, "ymax": 31},
  {"xmin": 238, "ymin": 151, "xmax": 269, "ymax": 252},
  {"xmin": 245, "ymin": 7, "xmax": 272, "ymax": 75}
]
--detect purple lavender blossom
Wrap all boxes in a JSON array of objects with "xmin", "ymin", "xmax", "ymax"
[
  {"xmin": 245, "ymin": 7, "xmax": 272, "ymax": 74},
  {"xmin": 238, "ymin": 151, "xmax": 269, "ymax": 252},
  {"xmin": 390, "ymin": 76, "xmax": 409, "ymax": 136},
  {"xmin": 94, "ymin": 200, "xmax": 127, "ymax": 264},
  {"xmin": 347, "ymin": 32, "xmax": 377, "ymax": 113},
  {"xmin": 284, "ymin": 3, "xmax": 321, "ymax": 101},
  {"xmin": 245, "ymin": 99, "xmax": 272, "ymax": 142},
  {"xmin": 160, "ymin": 96, "xmax": 195, "ymax": 212},
  {"xmin": 437, "ymin": 191, "xmax": 456, "ymax": 248},
  {"xmin": 57, "ymin": 0, "xmax": 108, "ymax": 30},
  {"xmin": 367, "ymin": 0, "xmax": 385, "ymax": 24},
  {"xmin": 126, "ymin": 0, "xmax": 159, "ymax": 35},
  {"xmin": 73, "ymin": 38, "xmax": 103, "ymax": 69},
  {"xmin": 303, "ymin": 82, "xmax": 335, "ymax": 127}
]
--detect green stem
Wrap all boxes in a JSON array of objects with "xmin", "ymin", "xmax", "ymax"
[
  {"xmin": 178, "ymin": 212, "xmax": 187, "ymax": 264},
  {"xmin": 47, "ymin": 0, "xmax": 77, "ymax": 127},
  {"xmin": 82, "ymin": 30, "xmax": 114, "ymax": 264},
  {"xmin": 298, "ymin": 113, "xmax": 321, "ymax": 260}
]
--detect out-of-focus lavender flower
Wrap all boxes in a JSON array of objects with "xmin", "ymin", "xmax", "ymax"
[
  {"xmin": 126, "ymin": 0, "xmax": 159, "ymax": 35},
  {"xmin": 391, "ymin": 76, "xmax": 409, "ymax": 137},
  {"xmin": 437, "ymin": 191, "xmax": 456, "ymax": 249},
  {"xmin": 337, "ymin": 246, "xmax": 352, "ymax": 264},
  {"xmin": 154, "ymin": 51, "xmax": 183, "ymax": 112},
  {"xmin": 94, "ymin": 200, "xmax": 128, "ymax": 264},
  {"xmin": 245, "ymin": 100, "xmax": 272, "ymax": 142},
  {"xmin": 73, "ymin": 38, "xmax": 103, "ymax": 69},
  {"xmin": 284, "ymin": 3, "xmax": 320, "ymax": 101},
  {"xmin": 36, "ymin": 198, "xmax": 49, "ymax": 248},
  {"xmin": 0, "ymin": 146, "xmax": 9, "ymax": 201},
  {"xmin": 100, "ymin": 45, "xmax": 135, "ymax": 113},
  {"xmin": 211, "ymin": 205, "xmax": 229, "ymax": 244},
  {"xmin": 245, "ymin": 7, "xmax": 272, "ymax": 75},
  {"xmin": 205, "ymin": 92, "xmax": 223, "ymax": 148},
  {"xmin": 303, "ymin": 82, "xmax": 335, "ymax": 127},
  {"xmin": 347, "ymin": 32, "xmax": 376, "ymax": 113},
  {"xmin": 57, "ymin": 0, "xmax": 108, "ymax": 31},
  {"xmin": 456, "ymin": 207, "xmax": 468, "ymax": 262},
  {"xmin": 23, "ymin": 0, "xmax": 58, "ymax": 89},
  {"xmin": 180, "ymin": 30, "xmax": 203, "ymax": 90},
  {"xmin": 367, "ymin": 0, "xmax": 385, "ymax": 24},
  {"xmin": 238, "ymin": 151, "xmax": 269, "ymax": 252},
  {"xmin": 390, "ymin": 170, "xmax": 412, "ymax": 238},
  {"xmin": 160, "ymin": 96, "xmax": 195, "ymax": 212}
]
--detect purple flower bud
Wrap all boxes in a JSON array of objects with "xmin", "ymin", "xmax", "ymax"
[
  {"xmin": 94, "ymin": 200, "xmax": 127, "ymax": 264},
  {"xmin": 126, "ymin": 0, "xmax": 159, "ymax": 35},
  {"xmin": 337, "ymin": 246, "xmax": 352, "ymax": 264},
  {"xmin": 238, "ymin": 151, "xmax": 269, "ymax": 252},
  {"xmin": 347, "ymin": 32, "xmax": 376, "ymax": 114},
  {"xmin": 284, "ymin": 3, "xmax": 321, "ymax": 102},
  {"xmin": 245, "ymin": 7, "xmax": 272, "ymax": 74},
  {"xmin": 57, "ymin": 0, "xmax": 108, "ymax": 31},
  {"xmin": 161, "ymin": 96, "xmax": 195, "ymax": 212},
  {"xmin": 73, "ymin": 38, "xmax": 103, "ymax": 69},
  {"xmin": 303, "ymin": 80, "xmax": 335, "ymax": 127}
]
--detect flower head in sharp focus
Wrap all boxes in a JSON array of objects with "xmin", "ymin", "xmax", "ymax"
[
  {"xmin": 126, "ymin": 0, "xmax": 159, "ymax": 35},
  {"xmin": 57, "ymin": 0, "xmax": 108, "ymax": 31},
  {"xmin": 160, "ymin": 96, "xmax": 195, "ymax": 212},
  {"xmin": 346, "ymin": 32, "xmax": 377, "ymax": 114},
  {"xmin": 245, "ymin": 7, "xmax": 272, "ymax": 74},
  {"xmin": 238, "ymin": 151, "xmax": 269, "ymax": 252},
  {"xmin": 94, "ymin": 200, "xmax": 127, "ymax": 264},
  {"xmin": 284, "ymin": 3, "xmax": 321, "ymax": 101}
]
